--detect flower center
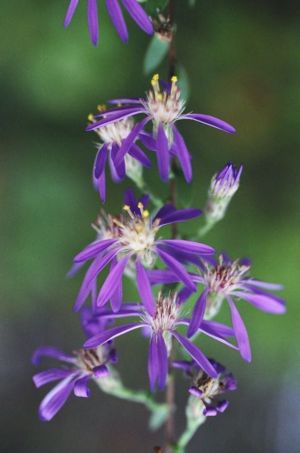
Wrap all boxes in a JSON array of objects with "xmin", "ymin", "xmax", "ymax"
[
  {"xmin": 115, "ymin": 203, "xmax": 159, "ymax": 266},
  {"xmin": 76, "ymin": 347, "xmax": 107, "ymax": 373},
  {"xmin": 205, "ymin": 258, "xmax": 249, "ymax": 296},
  {"xmin": 145, "ymin": 74, "xmax": 185, "ymax": 125},
  {"xmin": 88, "ymin": 106, "xmax": 133, "ymax": 146},
  {"xmin": 146, "ymin": 293, "xmax": 179, "ymax": 333}
]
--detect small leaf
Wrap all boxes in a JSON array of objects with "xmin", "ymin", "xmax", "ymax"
[
  {"xmin": 178, "ymin": 64, "xmax": 191, "ymax": 101},
  {"xmin": 144, "ymin": 35, "xmax": 170, "ymax": 75}
]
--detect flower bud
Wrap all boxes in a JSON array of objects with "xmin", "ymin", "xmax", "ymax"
[{"xmin": 205, "ymin": 163, "xmax": 242, "ymax": 223}]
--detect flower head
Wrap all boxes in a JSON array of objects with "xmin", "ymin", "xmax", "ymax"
[
  {"xmin": 64, "ymin": 0, "xmax": 153, "ymax": 46},
  {"xmin": 72, "ymin": 189, "xmax": 213, "ymax": 314},
  {"xmin": 32, "ymin": 343, "xmax": 115, "ymax": 421},
  {"xmin": 150, "ymin": 253, "xmax": 286, "ymax": 362},
  {"xmin": 89, "ymin": 107, "xmax": 151, "ymax": 202},
  {"xmin": 84, "ymin": 293, "xmax": 238, "ymax": 391},
  {"xmin": 86, "ymin": 75, "xmax": 236, "ymax": 183},
  {"xmin": 205, "ymin": 163, "xmax": 242, "ymax": 223},
  {"xmin": 174, "ymin": 359, "xmax": 237, "ymax": 416}
]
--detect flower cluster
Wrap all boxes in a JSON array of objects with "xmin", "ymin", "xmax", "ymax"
[
  {"xmin": 86, "ymin": 75, "xmax": 236, "ymax": 193},
  {"xmin": 33, "ymin": 11, "xmax": 286, "ymax": 452}
]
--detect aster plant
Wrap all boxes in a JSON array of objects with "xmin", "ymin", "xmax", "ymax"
[{"xmin": 32, "ymin": 1, "xmax": 286, "ymax": 452}]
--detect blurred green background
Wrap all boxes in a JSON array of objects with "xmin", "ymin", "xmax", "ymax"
[{"xmin": 1, "ymin": 0, "xmax": 300, "ymax": 451}]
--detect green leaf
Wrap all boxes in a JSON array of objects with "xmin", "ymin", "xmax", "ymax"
[
  {"xmin": 144, "ymin": 0, "xmax": 168, "ymax": 16},
  {"xmin": 144, "ymin": 35, "xmax": 169, "ymax": 75},
  {"xmin": 178, "ymin": 64, "xmax": 191, "ymax": 101}
]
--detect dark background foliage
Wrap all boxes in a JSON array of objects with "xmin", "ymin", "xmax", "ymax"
[{"xmin": 1, "ymin": 0, "xmax": 300, "ymax": 452}]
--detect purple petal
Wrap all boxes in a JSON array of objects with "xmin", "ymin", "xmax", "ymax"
[
  {"xmin": 74, "ymin": 239, "xmax": 117, "ymax": 263},
  {"xmin": 97, "ymin": 171, "xmax": 106, "ymax": 202},
  {"xmin": 94, "ymin": 144, "xmax": 108, "ymax": 179},
  {"xmin": 86, "ymin": 108, "xmax": 144, "ymax": 131},
  {"xmin": 172, "ymin": 331, "xmax": 218, "ymax": 378},
  {"xmin": 154, "ymin": 204, "xmax": 176, "ymax": 222},
  {"xmin": 109, "ymin": 259, "xmax": 123, "ymax": 312},
  {"xmin": 121, "ymin": 0, "xmax": 153, "ymax": 34},
  {"xmin": 156, "ymin": 124, "xmax": 170, "ymax": 182},
  {"xmin": 106, "ymin": 0, "xmax": 128, "ymax": 42},
  {"xmin": 227, "ymin": 297, "xmax": 251, "ymax": 362},
  {"xmin": 233, "ymin": 291, "xmax": 286, "ymax": 314},
  {"xmin": 172, "ymin": 126, "xmax": 192, "ymax": 182},
  {"xmin": 33, "ymin": 369, "xmax": 73, "ymax": 388},
  {"xmin": 182, "ymin": 113, "xmax": 236, "ymax": 134},
  {"xmin": 97, "ymin": 255, "xmax": 129, "ymax": 308},
  {"xmin": 66, "ymin": 261, "xmax": 85, "ymax": 278},
  {"xmin": 108, "ymin": 98, "xmax": 143, "ymax": 105},
  {"xmin": 38, "ymin": 375, "xmax": 77, "ymax": 421},
  {"xmin": 136, "ymin": 260, "xmax": 155, "ymax": 315},
  {"xmin": 157, "ymin": 208, "xmax": 202, "ymax": 227},
  {"xmin": 115, "ymin": 118, "xmax": 149, "ymax": 167},
  {"xmin": 32, "ymin": 347, "xmax": 75, "ymax": 366},
  {"xmin": 87, "ymin": 0, "xmax": 99, "ymax": 45},
  {"xmin": 73, "ymin": 375, "xmax": 90, "ymax": 398},
  {"xmin": 148, "ymin": 333, "xmax": 168, "ymax": 391},
  {"xmin": 201, "ymin": 320, "xmax": 235, "ymax": 338},
  {"xmin": 242, "ymin": 279, "xmax": 283, "ymax": 291},
  {"xmin": 84, "ymin": 323, "xmax": 146, "ymax": 348},
  {"xmin": 177, "ymin": 286, "xmax": 194, "ymax": 305},
  {"xmin": 158, "ymin": 239, "xmax": 214, "ymax": 256},
  {"xmin": 74, "ymin": 247, "xmax": 120, "ymax": 312},
  {"xmin": 157, "ymin": 248, "xmax": 196, "ymax": 291},
  {"xmin": 199, "ymin": 322, "xmax": 238, "ymax": 350},
  {"xmin": 109, "ymin": 145, "xmax": 125, "ymax": 182},
  {"xmin": 139, "ymin": 131, "xmax": 157, "ymax": 152},
  {"xmin": 147, "ymin": 269, "xmax": 179, "ymax": 285},
  {"xmin": 128, "ymin": 144, "xmax": 151, "ymax": 167},
  {"xmin": 93, "ymin": 364, "xmax": 109, "ymax": 377},
  {"xmin": 64, "ymin": 0, "xmax": 79, "ymax": 27},
  {"xmin": 188, "ymin": 289, "xmax": 208, "ymax": 338}
]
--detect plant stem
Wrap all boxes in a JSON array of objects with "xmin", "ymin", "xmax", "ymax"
[{"xmin": 165, "ymin": 2, "xmax": 177, "ymax": 448}]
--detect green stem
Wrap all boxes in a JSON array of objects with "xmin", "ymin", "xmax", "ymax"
[
  {"xmin": 196, "ymin": 218, "xmax": 215, "ymax": 238},
  {"xmin": 174, "ymin": 417, "xmax": 204, "ymax": 452}
]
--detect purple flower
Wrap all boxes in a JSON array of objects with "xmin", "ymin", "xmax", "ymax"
[
  {"xmin": 84, "ymin": 293, "xmax": 238, "ymax": 391},
  {"xmin": 32, "ymin": 344, "xmax": 115, "ymax": 421},
  {"xmin": 64, "ymin": 0, "xmax": 153, "ymax": 45},
  {"xmin": 205, "ymin": 162, "xmax": 243, "ymax": 223},
  {"xmin": 173, "ymin": 359, "xmax": 237, "ymax": 416},
  {"xmin": 86, "ymin": 74, "xmax": 236, "ymax": 182},
  {"xmin": 72, "ymin": 189, "xmax": 214, "ymax": 314},
  {"xmin": 88, "ymin": 108, "xmax": 151, "ymax": 202},
  {"xmin": 148, "ymin": 254, "xmax": 286, "ymax": 362}
]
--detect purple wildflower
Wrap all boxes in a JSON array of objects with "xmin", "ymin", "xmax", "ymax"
[
  {"xmin": 64, "ymin": 0, "xmax": 153, "ymax": 46},
  {"xmin": 148, "ymin": 254, "xmax": 286, "ymax": 362},
  {"xmin": 86, "ymin": 74, "xmax": 236, "ymax": 182},
  {"xmin": 173, "ymin": 359, "xmax": 237, "ymax": 416},
  {"xmin": 205, "ymin": 162, "xmax": 243, "ymax": 223},
  {"xmin": 72, "ymin": 189, "xmax": 214, "ymax": 314},
  {"xmin": 32, "ymin": 343, "xmax": 115, "ymax": 421},
  {"xmin": 88, "ymin": 108, "xmax": 151, "ymax": 202},
  {"xmin": 84, "ymin": 293, "xmax": 238, "ymax": 391}
]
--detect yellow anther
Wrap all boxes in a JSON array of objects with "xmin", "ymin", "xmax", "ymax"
[
  {"xmin": 152, "ymin": 74, "xmax": 159, "ymax": 81},
  {"xmin": 123, "ymin": 204, "xmax": 130, "ymax": 211},
  {"xmin": 97, "ymin": 104, "xmax": 107, "ymax": 112},
  {"xmin": 142, "ymin": 210, "xmax": 149, "ymax": 219},
  {"xmin": 88, "ymin": 113, "xmax": 94, "ymax": 122},
  {"xmin": 137, "ymin": 202, "xmax": 144, "ymax": 210},
  {"xmin": 171, "ymin": 75, "xmax": 178, "ymax": 83},
  {"xmin": 157, "ymin": 93, "xmax": 163, "ymax": 101}
]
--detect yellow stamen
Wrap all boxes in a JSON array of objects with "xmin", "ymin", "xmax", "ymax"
[
  {"xmin": 171, "ymin": 75, "xmax": 178, "ymax": 83},
  {"xmin": 97, "ymin": 104, "xmax": 107, "ymax": 112},
  {"xmin": 88, "ymin": 113, "xmax": 94, "ymax": 122},
  {"xmin": 142, "ymin": 210, "xmax": 149, "ymax": 219}
]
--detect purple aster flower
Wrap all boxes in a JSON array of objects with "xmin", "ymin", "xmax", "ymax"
[
  {"xmin": 86, "ymin": 74, "xmax": 236, "ymax": 182},
  {"xmin": 148, "ymin": 254, "xmax": 286, "ymax": 362},
  {"xmin": 173, "ymin": 359, "xmax": 237, "ymax": 416},
  {"xmin": 205, "ymin": 162, "xmax": 243, "ymax": 223},
  {"xmin": 32, "ymin": 343, "xmax": 115, "ymax": 421},
  {"xmin": 84, "ymin": 293, "xmax": 238, "ymax": 391},
  {"xmin": 72, "ymin": 189, "xmax": 214, "ymax": 314},
  {"xmin": 88, "ymin": 108, "xmax": 151, "ymax": 202},
  {"xmin": 64, "ymin": 0, "xmax": 153, "ymax": 46}
]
